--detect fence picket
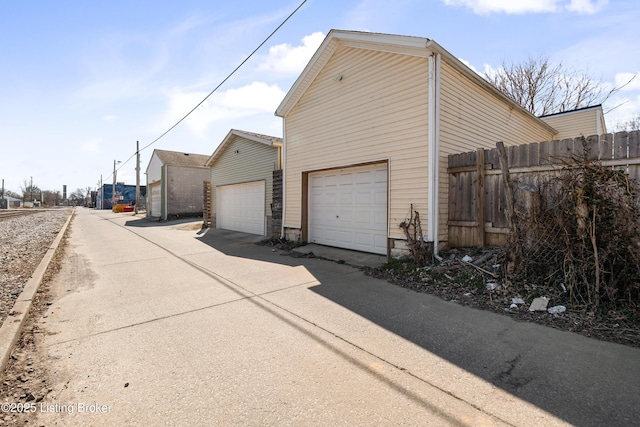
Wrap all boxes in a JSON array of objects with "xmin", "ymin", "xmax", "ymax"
[
  {"xmin": 586, "ymin": 135, "xmax": 599, "ymax": 160},
  {"xmin": 614, "ymin": 132, "xmax": 628, "ymax": 160},
  {"xmin": 599, "ymin": 134, "xmax": 613, "ymax": 159},
  {"xmin": 447, "ymin": 133, "xmax": 640, "ymax": 248}
]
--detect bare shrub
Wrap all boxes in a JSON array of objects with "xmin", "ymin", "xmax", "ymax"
[
  {"xmin": 399, "ymin": 206, "xmax": 433, "ymax": 265},
  {"xmin": 512, "ymin": 150, "xmax": 640, "ymax": 314}
]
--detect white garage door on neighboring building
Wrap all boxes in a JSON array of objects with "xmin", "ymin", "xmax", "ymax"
[
  {"xmin": 309, "ymin": 163, "xmax": 388, "ymax": 254},
  {"xmin": 149, "ymin": 182, "xmax": 161, "ymax": 218},
  {"xmin": 217, "ymin": 181, "xmax": 266, "ymax": 235}
]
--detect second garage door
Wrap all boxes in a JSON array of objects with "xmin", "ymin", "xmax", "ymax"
[
  {"xmin": 309, "ymin": 163, "xmax": 387, "ymax": 254},
  {"xmin": 217, "ymin": 181, "xmax": 265, "ymax": 235},
  {"xmin": 149, "ymin": 182, "xmax": 161, "ymax": 218}
]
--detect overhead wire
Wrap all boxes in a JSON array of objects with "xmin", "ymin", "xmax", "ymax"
[{"xmin": 107, "ymin": 0, "xmax": 308, "ymax": 181}]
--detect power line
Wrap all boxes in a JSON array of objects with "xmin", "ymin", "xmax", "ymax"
[{"xmin": 108, "ymin": 0, "xmax": 308, "ymax": 182}]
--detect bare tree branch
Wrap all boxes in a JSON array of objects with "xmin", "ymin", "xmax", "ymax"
[{"xmin": 483, "ymin": 56, "xmax": 634, "ymax": 117}]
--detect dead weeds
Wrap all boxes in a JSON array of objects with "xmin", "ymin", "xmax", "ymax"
[{"xmin": 365, "ymin": 246, "xmax": 640, "ymax": 349}]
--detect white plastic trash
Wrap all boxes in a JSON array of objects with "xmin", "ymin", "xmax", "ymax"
[
  {"xmin": 547, "ymin": 305, "xmax": 566, "ymax": 314},
  {"xmin": 486, "ymin": 282, "xmax": 501, "ymax": 291},
  {"xmin": 529, "ymin": 296, "xmax": 549, "ymax": 312}
]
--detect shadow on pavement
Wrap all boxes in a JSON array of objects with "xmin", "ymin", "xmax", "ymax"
[
  {"xmin": 123, "ymin": 216, "xmax": 205, "ymax": 228},
  {"xmin": 193, "ymin": 227, "xmax": 640, "ymax": 427}
]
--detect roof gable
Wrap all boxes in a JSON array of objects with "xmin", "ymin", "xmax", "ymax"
[
  {"xmin": 152, "ymin": 149, "xmax": 210, "ymax": 168},
  {"xmin": 275, "ymin": 29, "xmax": 555, "ymax": 134},
  {"xmin": 206, "ymin": 129, "xmax": 282, "ymax": 167}
]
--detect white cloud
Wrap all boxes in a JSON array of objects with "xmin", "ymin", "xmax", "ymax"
[
  {"xmin": 565, "ymin": 0, "xmax": 608, "ymax": 14},
  {"xmin": 482, "ymin": 63, "xmax": 502, "ymax": 77},
  {"xmin": 458, "ymin": 58, "xmax": 479, "ymax": 74},
  {"xmin": 442, "ymin": 0, "xmax": 607, "ymax": 15},
  {"xmin": 103, "ymin": 115, "xmax": 119, "ymax": 122},
  {"xmin": 614, "ymin": 72, "xmax": 640, "ymax": 91},
  {"xmin": 604, "ymin": 93, "xmax": 640, "ymax": 129},
  {"xmin": 257, "ymin": 32, "xmax": 325, "ymax": 75},
  {"xmin": 163, "ymin": 81, "xmax": 285, "ymax": 137},
  {"xmin": 79, "ymin": 138, "xmax": 103, "ymax": 153}
]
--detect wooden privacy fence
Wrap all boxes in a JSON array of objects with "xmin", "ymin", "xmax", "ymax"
[{"xmin": 447, "ymin": 131, "xmax": 640, "ymax": 248}]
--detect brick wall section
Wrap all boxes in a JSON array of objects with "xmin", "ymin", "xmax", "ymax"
[{"xmin": 271, "ymin": 169, "xmax": 283, "ymax": 238}]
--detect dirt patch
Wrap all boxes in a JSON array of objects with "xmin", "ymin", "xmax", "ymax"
[
  {"xmin": 364, "ymin": 247, "xmax": 640, "ymax": 349},
  {"xmin": 0, "ymin": 232, "xmax": 68, "ymax": 425},
  {"xmin": 177, "ymin": 222, "xmax": 206, "ymax": 231}
]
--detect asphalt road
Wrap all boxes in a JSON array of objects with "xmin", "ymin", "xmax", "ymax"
[{"xmin": 29, "ymin": 208, "xmax": 640, "ymax": 426}]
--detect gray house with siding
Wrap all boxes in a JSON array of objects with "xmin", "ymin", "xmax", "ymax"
[
  {"xmin": 146, "ymin": 149, "xmax": 210, "ymax": 220},
  {"xmin": 206, "ymin": 129, "xmax": 282, "ymax": 236}
]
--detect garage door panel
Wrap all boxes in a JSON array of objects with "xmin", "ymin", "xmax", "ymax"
[
  {"xmin": 355, "ymin": 232, "xmax": 373, "ymax": 246},
  {"xmin": 354, "ymin": 210, "xmax": 371, "ymax": 224},
  {"xmin": 217, "ymin": 181, "xmax": 265, "ymax": 235},
  {"xmin": 374, "ymin": 235, "xmax": 388, "ymax": 248},
  {"xmin": 149, "ymin": 183, "xmax": 161, "ymax": 217},
  {"xmin": 309, "ymin": 163, "xmax": 387, "ymax": 255},
  {"xmin": 374, "ymin": 211, "xmax": 387, "ymax": 226},
  {"xmin": 339, "ymin": 192, "xmax": 353, "ymax": 204},
  {"xmin": 355, "ymin": 171, "xmax": 373, "ymax": 184},
  {"xmin": 355, "ymin": 191, "xmax": 372, "ymax": 204}
]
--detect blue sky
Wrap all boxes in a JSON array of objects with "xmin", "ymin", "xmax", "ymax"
[{"xmin": 1, "ymin": 0, "xmax": 639, "ymax": 195}]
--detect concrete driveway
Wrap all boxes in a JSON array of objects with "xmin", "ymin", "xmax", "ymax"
[{"xmin": 33, "ymin": 208, "xmax": 639, "ymax": 426}]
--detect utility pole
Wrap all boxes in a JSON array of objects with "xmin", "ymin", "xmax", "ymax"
[
  {"xmin": 30, "ymin": 176, "xmax": 33, "ymax": 203},
  {"xmin": 135, "ymin": 141, "xmax": 140, "ymax": 214},
  {"xmin": 112, "ymin": 160, "xmax": 120, "ymax": 209}
]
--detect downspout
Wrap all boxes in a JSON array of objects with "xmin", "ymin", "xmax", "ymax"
[
  {"xmin": 596, "ymin": 107, "xmax": 603, "ymax": 135},
  {"xmin": 280, "ymin": 118, "xmax": 287, "ymax": 239},
  {"xmin": 427, "ymin": 53, "xmax": 441, "ymax": 255},
  {"xmin": 162, "ymin": 165, "xmax": 168, "ymax": 221}
]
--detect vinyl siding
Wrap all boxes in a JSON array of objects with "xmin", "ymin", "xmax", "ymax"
[
  {"xmin": 284, "ymin": 46, "xmax": 430, "ymax": 240},
  {"xmin": 146, "ymin": 152, "xmax": 163, "ymax": 183},
  {"xmin": 438, "ymin": 60, "xmax": 555, "ymax": 241},
  {"xmin": 540, "ymin": 109, "xmax": 600, "ymax": 140},
  {"xmin": 209, "ymin": 136, "xmax": 279, "ymax": 220}
]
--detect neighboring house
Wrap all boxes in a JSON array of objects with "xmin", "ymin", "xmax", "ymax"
[
  {"xmin": 206, "ymin": 129, "xmax": 282, "ymax": 236},
  {"xmin": 275, "ymin": 30, "xmax": 600, "ymax": 257},
  {"xmin": 0, "ymin": 196, "xmax": 22, "ymax": 208},
  {"xmin": 146, "ymin": 149, "xmax": 210, "ymax": 220},
  {"xmin": 539, "ymin": 105, "xmax": 607, "ymax": 139}
]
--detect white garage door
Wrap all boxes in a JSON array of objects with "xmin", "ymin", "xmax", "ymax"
[
  {"xmin": 309, "ymin": 163, "xmax": 387, "ymax": 254},
  {"xmin": 149, "ymin": 182, "xmax": 161, "ymax": 217},
  {"xmin": 217, "ymin": 181, "xmax": 265, "ymax": 235}
]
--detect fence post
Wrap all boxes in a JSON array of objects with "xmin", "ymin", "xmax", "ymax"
[
  {"xmin": 476, "ymin": 148, "xmax": 485, "ymax": 247},
  {"xmin": 496, "ymin": 141, "xmax": 520, "ymax": 272}
]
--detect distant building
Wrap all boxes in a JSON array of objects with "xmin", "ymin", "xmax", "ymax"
[
  {"xmin": 96, "ymin": 184, "xmax": 146, "ymax": 210},
  {"xmin": 145, "ymin": 149, "xmax": 210, "ymax": 220},
  {"xmin": 0, "ymin": 196, "xmax": 22, "ymax": 209}
]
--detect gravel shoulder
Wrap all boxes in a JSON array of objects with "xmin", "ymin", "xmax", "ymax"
[
  {"xmin": 0, "ymin": 208, "xmax": 71, "ymax": 425},
  {"xmin": 0, "ymin": 209, "xmax": 71, "ymax": 328}
]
